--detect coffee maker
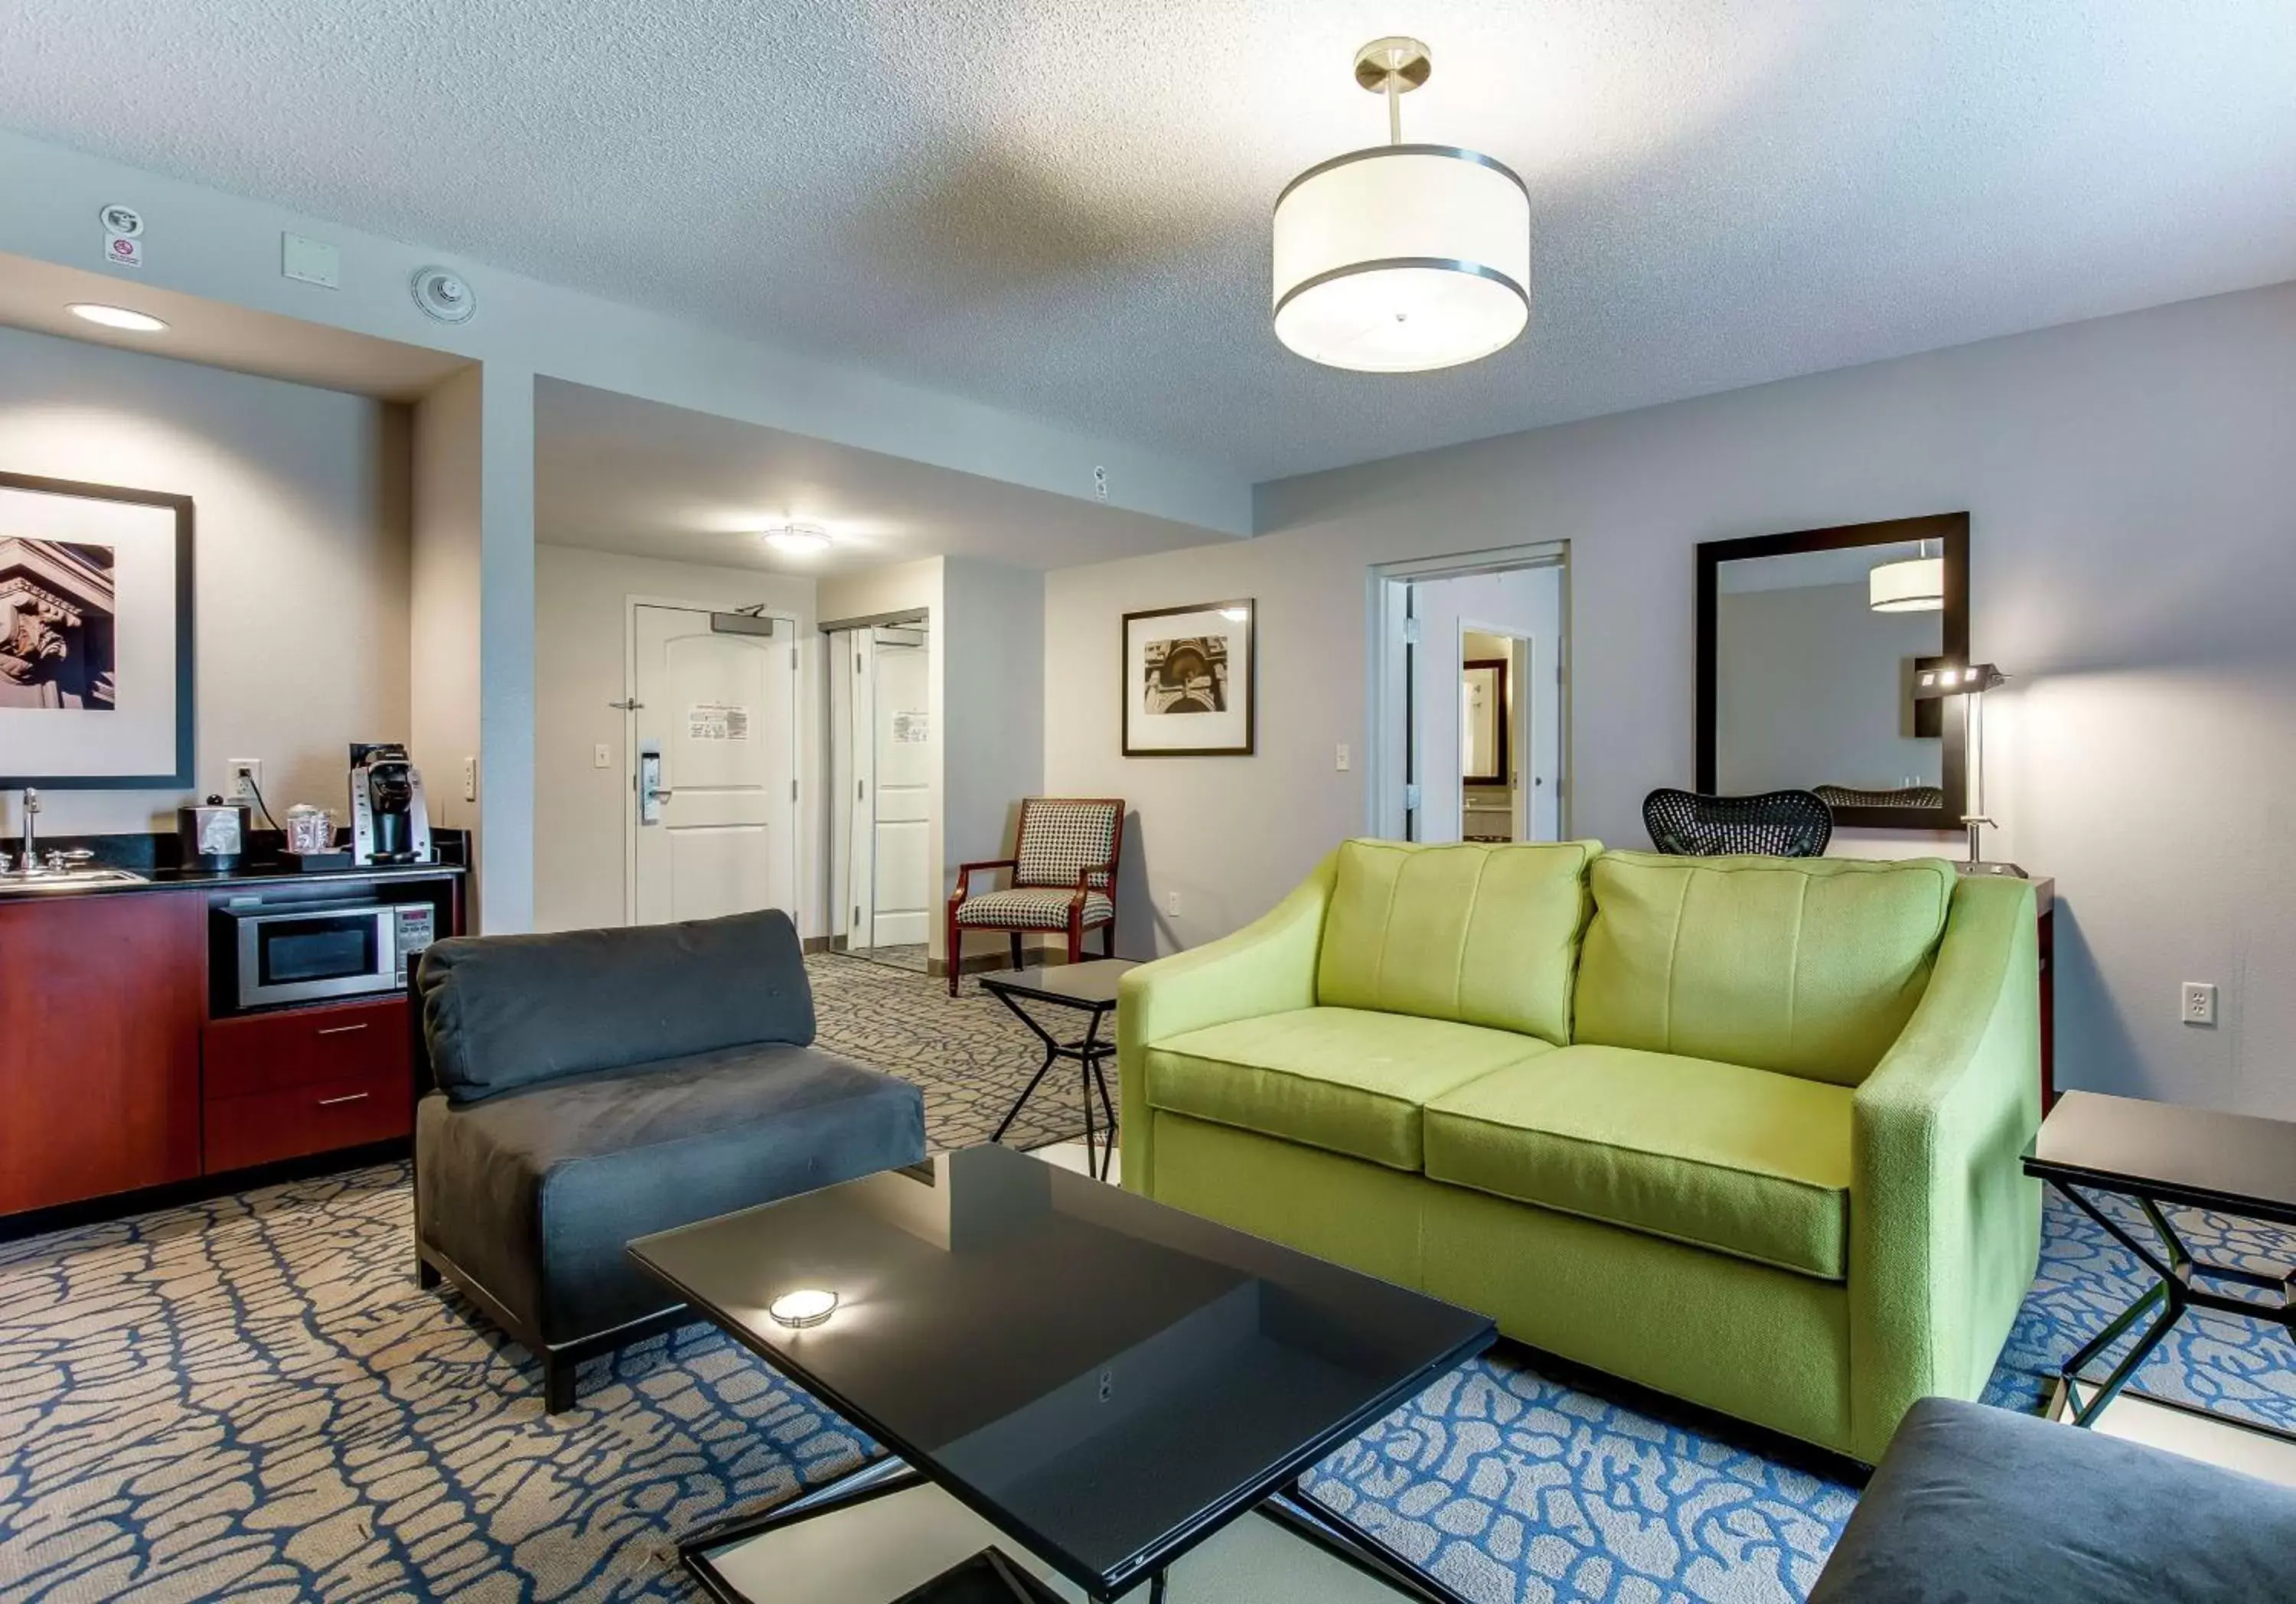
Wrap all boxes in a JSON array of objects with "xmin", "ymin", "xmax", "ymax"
[{"xmin": 348, "ymin": 742, "xmax": 433, "ymax": 866}]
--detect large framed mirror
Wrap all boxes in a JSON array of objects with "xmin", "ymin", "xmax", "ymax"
[{"xmin": 1696, "ymin": 512, "xmax": 1968, "ymax": 831}]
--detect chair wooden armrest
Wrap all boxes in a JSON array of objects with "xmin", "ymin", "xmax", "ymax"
[{"xmin": 951, "ymin": 858, "xmax": 1017, "ymax": 905}]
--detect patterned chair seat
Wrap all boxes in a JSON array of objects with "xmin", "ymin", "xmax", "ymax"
[{"xmin": 955, "ymin": 888, "xmax": 1115, "ymax": 930}]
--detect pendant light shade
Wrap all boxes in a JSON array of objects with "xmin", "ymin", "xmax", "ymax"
[
  {"xmin": 1273, "ymin": 39, "xmax": 1530, "ymax": 373},
  {"xmin": 1868, "ymin": 555, "xmax": 1945, "ymax": 612}
]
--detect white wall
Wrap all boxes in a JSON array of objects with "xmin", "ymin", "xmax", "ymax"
[
  {"xmin": 1050, "ymin": 278, "xmax": 2296, "ymax": 1118},
  {"xmin": 1716, "ymin": 582, "xmax": 1942, "ymax": 794},
  {"xmin": 0, "ymin": 324, "xmax": 408, "ymax": 836},
  {"xmin": 533, "ymin": 544, "xmax": 815, "ymax": 934}
]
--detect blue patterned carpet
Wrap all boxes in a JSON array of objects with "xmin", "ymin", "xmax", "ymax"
[{"xmin": 2, "ymin": 1167, "xmax": 2292, "ymax": 1603}]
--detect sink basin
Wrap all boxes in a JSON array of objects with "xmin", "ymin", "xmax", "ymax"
[{"xmin": 0, "ymin": 866, "xmax": 149, "ymax": 892}]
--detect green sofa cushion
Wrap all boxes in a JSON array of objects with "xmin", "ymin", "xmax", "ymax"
[
  {"xmin": 1424, "ymin": 1043, "xmax": 1854, "ymax": 1278},
  {"xmin": 1573, "ymin": 853, "xmax": 1955, "ymax": 1087},
  {"xmin": 1146, "ymin": 1006, "xmax": 1554, "ymax": 1171},
  {"xmin": 1315, "ymin": 839, "xmax": 1596, "ymax": 1045}
]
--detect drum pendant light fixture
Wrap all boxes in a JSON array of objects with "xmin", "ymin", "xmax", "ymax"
[{"xmin": 1273, "ymin": 37, "xmax": 1531, "ymax": 373}]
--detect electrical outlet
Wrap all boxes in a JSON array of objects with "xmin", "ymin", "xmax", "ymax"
[
  {"xmin": 1335, "ymin": 742, "xmax": 1351, "ymax": 771},
  {"xmin": 1164, "ymin": 890, "xmax": 1181, "ymax": 917},
  {"xmin": 2181, "ymin": 982, "xmax": 2218, "ymax": 1027},
  {"xmin": 592, "ymin": 742, "xmax": 612, "ymax": 769},
  {"xmin": 461, "ymin": 755, "xmax": 478, "ymax": 804},
  {"xmin": 226, "ymin": 758, "xmax": 262, "ymax": 804},
  {"xmin": 1092, "ymin": 465, "xmax": 1109, "ymax": 502}
]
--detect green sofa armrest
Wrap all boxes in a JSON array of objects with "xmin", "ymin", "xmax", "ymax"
[
  {"xmin": 1848, "ymin": 873, "xmax": 2042, "ymax": 1462},
  {"xmin": 1117, "ymin": 851, "xmax": 1336, "ymax": 1195}
]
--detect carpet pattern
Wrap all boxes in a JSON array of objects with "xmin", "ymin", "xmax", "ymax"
[
  {"xmin": 5, "ymin": 1105, "xmax": 2295, "ymax": 1602},
  {"xmin": 805, "ymin": 953, "xmax": 1087, "ymax": 1150}
]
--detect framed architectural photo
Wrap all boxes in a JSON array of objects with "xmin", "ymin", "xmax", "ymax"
[
  {"xmin": 0, "ymin": 472, "xmax": 194, "ymax": 787},
  {"xmin": 1123, "ymin": 598, "xmax": 1254, "ymax": 757}
]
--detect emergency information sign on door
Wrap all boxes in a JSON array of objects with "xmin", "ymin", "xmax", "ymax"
[{"xmin": 687, "ymin": 703, "xmax": 751, "ymax": 741}]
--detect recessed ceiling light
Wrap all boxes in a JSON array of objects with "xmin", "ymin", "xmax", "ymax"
[
  {"xmin": 67, "ymin": 303, "xmax": 168, "ymax": 333},
  {"xmin": 765, "ymin": 523, "xmax": 833, "ymax": 556}
]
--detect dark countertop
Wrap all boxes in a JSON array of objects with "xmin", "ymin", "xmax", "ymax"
[{"xmin": 0, "ymin": 828, "xmax": 468, "ymax": 902}]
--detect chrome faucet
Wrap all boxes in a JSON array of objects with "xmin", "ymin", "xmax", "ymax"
[{"xmin": 14, "ymin": 788, "xmax": 36, "ymax": 875}]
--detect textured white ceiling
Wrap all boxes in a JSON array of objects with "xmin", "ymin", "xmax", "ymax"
[
  {"xmin": 5, "ymin": 2, "xmax": 2294, "ymax": 481},
  {"xmin": 533, "ymin": 378, "xmax": 1221, "ymax": 574}
]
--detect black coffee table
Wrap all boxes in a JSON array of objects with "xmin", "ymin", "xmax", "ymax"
[
  {"xmin": 2025, "ymin": 1090, "xmax": 2296, "ymax": 1439},
  {"xmin": 978, "ymin": 960, "xmax": 1137, "ymax": 1180},
  {"xmin": 628, "ymin": 1143, "xmax": 1495, "ymax": 1604}
]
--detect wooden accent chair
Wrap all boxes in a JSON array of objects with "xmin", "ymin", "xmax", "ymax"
[{"xmin": 946, "ymin": 797, "xmax": 1124, "ymax": 995}]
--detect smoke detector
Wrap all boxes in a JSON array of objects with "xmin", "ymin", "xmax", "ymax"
[{"xmin": 409, "ymin": 266, "xmax": 477, "ymax": 324}]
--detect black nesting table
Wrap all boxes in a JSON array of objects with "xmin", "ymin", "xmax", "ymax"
[
  {"xmin": 628, "ymin": 1143, "xmax": 1495, "ymax": 1604},
  {"xmin": 2024, "ymin": 1090, "xmax": 2296, "ymax": 1439},
  {"xmin": 978, "ymin": 960, "xmax": 1137, "ymax": 1180}
]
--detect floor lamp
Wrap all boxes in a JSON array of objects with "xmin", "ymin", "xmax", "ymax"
[{"xmin": 1913, "ymin": 662, "xmax": 2024, "ymax": 877}]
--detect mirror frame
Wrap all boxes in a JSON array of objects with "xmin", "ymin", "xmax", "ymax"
[
  {"xmin": 1463, "ymin": 657, "xmax": 1510, "ymax": 787},
  {"xmin": 1695, "ymin": 511, "xmax": 1970, "ymax": 833}
]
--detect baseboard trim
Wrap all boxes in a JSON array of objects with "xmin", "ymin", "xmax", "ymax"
[{"xmin": 0, "ymin": 1138, "xmax": 411, "ymax": 1244}]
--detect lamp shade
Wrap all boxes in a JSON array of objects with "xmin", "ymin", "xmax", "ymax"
[
  {"xmin": 1273, "ymin": 145, "xmax": 1531, "ymax": 373},
  {"xmin": 1868, "ymin": 556, "xmax": 1945, "ymax": 612}
]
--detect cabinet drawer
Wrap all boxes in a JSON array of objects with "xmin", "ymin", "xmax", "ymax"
[
  {"xmin": 203, "ymin": 1062, "xmax": 412, "ymax": 1174},
  {"xmin": 204, "ymin": 997, "xmax": 408, "ymax": 1100}
]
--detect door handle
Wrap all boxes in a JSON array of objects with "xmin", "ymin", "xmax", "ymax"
[
  {"xmin": 316, "ymin": 1023, "xmax": 369, "ymax": 1037},
  {"xmin": 317, "ymin": 1091, "xmax": 371, "ymax": 1107}
]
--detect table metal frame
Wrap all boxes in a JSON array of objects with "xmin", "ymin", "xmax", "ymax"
[
  {"xmin": 2030, "ymin": 1172, "xmax": 2296, "ymax": 1445},
  {"xmin": 675, "ymin": 1451, "xmax": 1486, "ymax": 1604},
  {"xmin": 979, "ymin": 974, "xmax": 1120, "ymax": 1181}
]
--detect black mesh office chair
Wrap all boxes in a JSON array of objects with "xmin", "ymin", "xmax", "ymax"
[{"xmin": 1642, "ymin": 788, "xmax": 1833, "ymax": 857}]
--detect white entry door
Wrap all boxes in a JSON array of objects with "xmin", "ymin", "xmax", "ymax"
[{"xmin": 630, "ymin": 605, "xmax": 797, "ymax": 926}]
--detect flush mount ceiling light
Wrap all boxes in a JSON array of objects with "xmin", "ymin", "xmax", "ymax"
[
  {"xmin": 1272, "ymin": 37, "xmax": 1531, "ymax": 374},
  {"xmin": 67, "ymin": 302, "xmax": 168, "ymax": 333},
  {"xmin": 764, "ymin": 523, "xmax": 833, "ymax": 557},
  {"xmin": 1869, "ymin": 549, "xmax": 1945, "ymax": 612}
]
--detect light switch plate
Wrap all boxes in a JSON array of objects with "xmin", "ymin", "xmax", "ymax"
[
  {"xmin": 592, "ymin": 742, "xmax": 612, "ymax": 769},
  {"xmin": 1335, "ymin": 742, "xmax": 1351, "ymax": 771},
  {"xmin": 461, "ymin": 755, "xmax": 478, "ymax": 803},
  {"xmin": 282, "ymin": 233, "xmax": 341, "ymax": 288}
]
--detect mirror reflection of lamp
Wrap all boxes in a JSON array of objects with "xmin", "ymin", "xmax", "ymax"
[{"xmin": 1911, "ymin": 663, "xmax": 2020, "ymax": 876}]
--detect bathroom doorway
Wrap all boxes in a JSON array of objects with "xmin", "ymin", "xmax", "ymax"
[{"xmin": 827, "ymin": 615, "xmax": 934, "ymax": 972}]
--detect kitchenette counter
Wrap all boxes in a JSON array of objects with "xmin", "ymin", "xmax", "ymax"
[{"xmin": 0, "ymin": 827, "xmax": 468, "ymax": 900}]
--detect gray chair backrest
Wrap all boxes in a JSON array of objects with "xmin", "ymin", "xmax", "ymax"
[{"xmin": 418, "ymin": 908, "xmax": 814, "ymax": 1101}]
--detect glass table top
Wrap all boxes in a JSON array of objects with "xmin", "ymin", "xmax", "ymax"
[{"xmin": 628, "ymin": 1144, "xmax": 1493, "ymax": 1597}]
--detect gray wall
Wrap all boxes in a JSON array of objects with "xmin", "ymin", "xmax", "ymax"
[
  {"xmin": 1715, "ymin": 582, "xmax": 1941, "ymax": 794},
  {"xmin": 1048, "ymin": 277, "xmax": 2296, "ymax": 1118}
]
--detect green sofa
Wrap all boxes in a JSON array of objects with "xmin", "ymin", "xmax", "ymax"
[{"xmin": 1117, "ymin": 839, "xmax": 2041, "ymax": 1463}]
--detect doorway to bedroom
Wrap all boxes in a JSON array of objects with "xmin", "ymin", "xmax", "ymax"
[{"xmin": 1368, "ymin": 544, "xmax": 1569, "ymax": 845}]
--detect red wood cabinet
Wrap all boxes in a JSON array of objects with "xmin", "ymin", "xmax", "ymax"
[
  {"xmin": 0, "ymin": 890, "xmax": 206, "ymax": 1214},
  {"xmin": 201, "ymin": 996, "xmax": 413, "ymax": 1171}
]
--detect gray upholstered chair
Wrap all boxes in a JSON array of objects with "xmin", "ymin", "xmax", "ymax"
[
  {"xmin": 944, "ymin": 797, "xmax": 1124, "ymax": 994},
  {"xmin": 411, "ymin": 908, "xmax": 925, "ymax": 1410},
  {"xmin": 1808, "ymin": 1397, "xmax": 2296, "ymax": 1602}
]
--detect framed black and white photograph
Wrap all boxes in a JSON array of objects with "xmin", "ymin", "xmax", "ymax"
[
  {"xmin": 1123, "ymin": 598, "xmax": 1254, "ymax": 757},
  {"xmin": 0, "ymin": 472, "xmax": 194, "ymax": 787}
]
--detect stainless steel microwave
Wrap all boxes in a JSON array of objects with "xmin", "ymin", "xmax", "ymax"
[{"xmin": 220, "ymin": 901, "xmax": 436, "ymax": 1010}]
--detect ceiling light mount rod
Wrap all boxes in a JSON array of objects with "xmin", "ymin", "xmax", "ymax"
[{"xmin": 1353, "ymin": 36, "xmax": 1431, "ymax": 145}]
